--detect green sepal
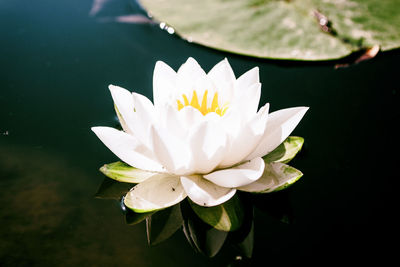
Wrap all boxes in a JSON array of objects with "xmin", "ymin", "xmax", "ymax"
[
  {"xmin": 272, "ymin": 165, "xmax": 303, "ymax": 192},
  {"xmin": 100, "ymin": 161, "xmax": 156, "ymax": 183},
  {"xmin": 263, "ymin": 136, "xmax": 304, "ymax": 164},
  {"xmin": 238, "ymin": 162, "xmax": 303, "ymax": 193}
]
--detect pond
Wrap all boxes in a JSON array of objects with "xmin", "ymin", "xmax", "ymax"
[{"xmin": 0, "ymin": 0, "xmax": 399, "ymax": 266}]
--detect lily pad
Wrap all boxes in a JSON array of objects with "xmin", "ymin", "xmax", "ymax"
[{"xmin": 138, "ymin": 0, "xmax": 400, "ymax": 60}]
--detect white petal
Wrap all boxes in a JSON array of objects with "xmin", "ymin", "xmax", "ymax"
[
  {"xmin": 204, "ymin": 157, "xmax": 265, "ymax": 188},
  {"xmin": 153, "ymin": 61, "xmax": 177, "ymax": 108},
  {"xmin": 124, "ymin": 174, "xmax": 186, "ymax": 213},
  {"xmin": 149, "ymin": 125, "xmax": 190, "ymax": 175},
  {"xmin": 176, "ymin": 58, "xmax": 206, "ymax": 93},
  {"xmin": 245, "ymin": 107, "xmax": 309, "ymax": 160},
  {"xmin": 130, "ymin": 92, "xmax": 156, "ymax": 147},
  {"xmin": 157, "ymin": 104, "xmax": 185, "ymax": 139},
  {"xmin": 207, "ymin": 58, "xmax": 235, "ymax": 102},
  {"xmin": 180, "ymin": 175, "xmax": 236, "ymax": 207},
  {"xmin": 177, "ymin": 57, "xmax": 206, "ymax": 77},
  {"xmin": 219, "ymin": 103, "xmax": 269, "ymax": 167},
  {"xmin": 91, "ymin": 126, "xmax": 164, "ymax": 172},
  {"xmin": 235, "ymin": 66, "xmax": 259, "ymax": 90},
  {"xmin": 238, "ymin": 162, "xmax": 303, "ymax": 193},
  {"xmin": 109, "ymin": 85, "xmax": 135, "ymax": 134},
  {"xmin": 231, "ymin": 82, "xmax": 261, "ymax": 117},
  {"xmin": 177, "ymin": 105, "xmax": 205, "ymax": 131},
  {"xmin": 187, "ymin": 121, "xmax": 228, "ymax": 174}
]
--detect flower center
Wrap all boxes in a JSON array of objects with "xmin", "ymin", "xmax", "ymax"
[{"xmin": 176, "ymin": 90, "xmax": 228, "ymax": 116}]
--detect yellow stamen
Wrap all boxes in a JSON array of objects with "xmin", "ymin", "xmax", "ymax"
[
  {"xmin": 190, "ymin": 91, "xmax": 200, "ymax": 110},
  {"xmin": 210, "ymin": 92, "xmax": 219, "ymax": 112},
  {"xmin": 176, "ymin": 90, "xmax": 228, "ymax": 116},
  {"xmin": 182, "ymin": 94, "xmax": 189, "ymax": 105},
  {"xmin": 200, "ymin": 90, "xmax": 208, "ymax": 115},
  {"xmin": 177, "ymin": 100, "xmax": 184, "ymax": 110}
]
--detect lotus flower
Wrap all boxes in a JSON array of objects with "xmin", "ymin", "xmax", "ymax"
[{"xmin": 92, "ymin": 58, "xmax": 308, "ymax": 212}]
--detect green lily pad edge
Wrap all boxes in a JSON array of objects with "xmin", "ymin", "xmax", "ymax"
[{"xmin": 138, "ymin": 0, "xmax": 400, "ymax": 61}]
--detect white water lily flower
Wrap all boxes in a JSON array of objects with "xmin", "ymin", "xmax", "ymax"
[{"xmin": 92, "ymin": 57, "xmax": 308, "ymax": 212}]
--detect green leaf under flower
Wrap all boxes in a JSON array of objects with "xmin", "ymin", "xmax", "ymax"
[
  {"xmin": 272, "ymin": 164, "xmax": 303, "ymax": 192},
  {"xmin": 100, "ymin": 161, "xmax": 157, "ymax": 183},
  {"xmin": 189, "ymin": 195, "xmax": 244, "ymax": 232},
  {"xmin": 264, "ymin": 136, "xmax": 304, "ymax": 164},
  {"xmin": 239, "ymin": 162, "xmax": 303, "ymax": 193}
]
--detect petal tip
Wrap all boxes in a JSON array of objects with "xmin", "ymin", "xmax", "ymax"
[
  {"xmin": 91, "ymin": 126, "xmax": 102, "ymax": 134},
  {"xmin": 108, "ymin": 84, "xmax": 118, "ymax": 90}
]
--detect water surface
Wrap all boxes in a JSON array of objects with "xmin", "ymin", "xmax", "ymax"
[{"xmin": 1, "ymin": 0, "xmax": 399, "ymax": 266}]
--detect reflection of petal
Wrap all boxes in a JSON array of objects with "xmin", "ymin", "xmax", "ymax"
[
  {"xmin": 89, "ymin": 0, "xmax": 109, "ymax": 16},
  {"xmin": 204, "ymin": 157, "xmax": 265, "ymax": 188},
  {"xmin": 180, "ymin": 175, "xmax": 236, "ymax": 207},
  {"xmin": 124, "ymin": 174, "xmax": 186, "ymax": 212},
  {"xmin": 114, "ymin": 15, "xmax": 153, "ymax": 24}
]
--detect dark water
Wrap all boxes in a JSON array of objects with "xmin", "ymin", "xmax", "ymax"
[{"xmin": 1, "ymin": 0, "xmax": 399, "ymax": 266}]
